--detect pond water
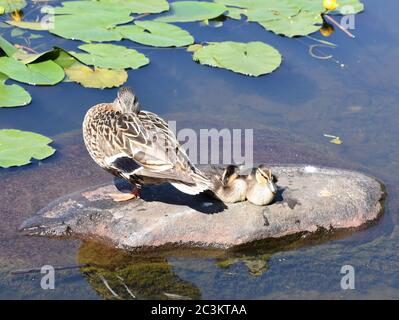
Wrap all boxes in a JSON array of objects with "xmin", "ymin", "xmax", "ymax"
[{"xmin": 1, "ymin": 0, "xmax": 399, "ymax": 299}]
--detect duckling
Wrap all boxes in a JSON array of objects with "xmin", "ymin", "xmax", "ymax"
[
  {"xmin": 83, "ymin": 87, "xmax": 213, "ymax": 201},
  {"xmin": 246, "ymin": 165, "xmax": 277, "ymax": 206},
  {"xmin": 212, "ymin": 165, "xmax": 247, "ymax": 203}
]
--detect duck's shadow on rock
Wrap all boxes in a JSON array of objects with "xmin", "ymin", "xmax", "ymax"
[{"xmin": 114, "ymin": 177, "xmax": 227, "ymax": 214}]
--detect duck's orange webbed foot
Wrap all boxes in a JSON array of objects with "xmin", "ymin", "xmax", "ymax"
[{"xmin": 109, "ymin": 185, "xmax": 141, "ymax": 202}]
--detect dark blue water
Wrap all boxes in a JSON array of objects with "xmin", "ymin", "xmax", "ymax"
[{"xmin": 1, "ymin": 0, "xmax": 399, "ymax": 299}]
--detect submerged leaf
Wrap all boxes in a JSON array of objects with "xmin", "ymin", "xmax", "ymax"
[
  {"xmin": 155, "ymin": 1, "xmax": 227, "ymax": 22},
  {"xmin": 5, "ymin": 20, "xmax": 48, "ymax": 31},
  {"xmin": 70, "ymin": 43, "xmax": 149, "ymax": 70},
  {"xmin": 65, "ymin": 63, "xmax": 128, "ymax": 89},
  {"xmin": 118, "ymin": 21, "xmax": 194, "ymax": 47},
  {"xmin": 0, "ymin": 129, "xmax": 55, "ymax": 168},
  {"xmin": 192, "ymin": 41, "xmax": 282, "ymax": 76},
  {"xmin": 0, "ymin": 73, "xmax": 31, "ymax": 107}
]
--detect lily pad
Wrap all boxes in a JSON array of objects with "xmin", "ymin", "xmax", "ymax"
[
  {"xmin": 98, "ymin": 0, "xmax": 169, "ymax": 14},
  {"xmin": 225, "ymin": 7, "xmax": 246, "ymax": 20},
  {"xmin": 0, "ymin": 129, "xmax": 55, "ymax": 168},
  {"xmin": 192, "ymin": 41, "xmax": 282, "ymax": 76},
  {"xmin": 70, "ymin": 43, "xmax": 149, "ymax": 69},
  {"xmin": 0, "ymin": 34, "xmax": 17, "ymax": 57},
  {"xmin": 258, "ymin": 10, "xmax": 323, "ymax": 37},
  {"xmin": 65, "ymin": 63, "xmax": 128, "ymax": 89},
  {"xmin": 0, "ymin": 57, "xmax": 65, "ymax": 85},
  {"xmin": 118, "ymin": 21, "xmax": 194, "ymax": 47},
  {"xmin": 0, "ymin": 73, "xmax": 31, "ymax": 108},
  {"xmin": 155, "ymin": 1, "xmax": 227, "ymax": 22},
  {"xmin": 0, "ymin": 0, "xmax": 26, "ymax": 13},
  {"xmin": 42, "ymin": 2, "xmax": 133, "ymax": 42}
]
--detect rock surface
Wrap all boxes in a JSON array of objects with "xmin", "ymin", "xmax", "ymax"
[{"xmin": 20, "ymin": 165, "xmax": 385, "ymax": 249}]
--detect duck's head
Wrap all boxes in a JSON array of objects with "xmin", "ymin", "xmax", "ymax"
[
  {"xmin": 114, "ymin": 86, "xmax": 140, "ymax": 114},
  {"xmin": 255, "ymin": 165, "xmax": 277, "ymax": 194},
  {"xmin": 221, "ymin": 165, "xmax": 240, "ymax": 186}
]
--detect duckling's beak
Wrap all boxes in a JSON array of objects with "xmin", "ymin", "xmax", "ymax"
[{"xmin": 268, "ymin": 180, "xmax": 277, "ymax": 195}]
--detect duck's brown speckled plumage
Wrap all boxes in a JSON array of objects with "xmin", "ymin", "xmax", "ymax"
[{"xmin": 83, "ymin": 87, "xmax": 212, "ymax": 195}]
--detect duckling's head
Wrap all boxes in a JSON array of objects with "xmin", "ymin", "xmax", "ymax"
[
  {"xmin": 255, "ymin": 165, "xmax": 277, "ymax": 194},
  {"xmin": 221, "ymin": 165, "xmax": 240, "ymax": 186},
  {"xmin": 114, "ymin": 86, "xmax": 140, "ymax": 114}
]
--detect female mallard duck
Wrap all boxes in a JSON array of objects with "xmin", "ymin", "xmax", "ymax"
[
  {"xmin": 245, "ymin": 165, "xmax": 277, "ymax": 206},
  {"xmin": 83, "ymin": 87, "xmax": 213, "ymax": 201},
  {"xmin": 211, "ymin": 165, "xmax": 247, "ymax": 203}
]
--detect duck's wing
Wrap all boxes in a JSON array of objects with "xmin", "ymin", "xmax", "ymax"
[{"xmin": 105, "ymin": 111, "xmax": 208, "ymax": 187}]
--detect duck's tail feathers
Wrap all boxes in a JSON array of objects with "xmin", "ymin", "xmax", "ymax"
[
  {"xmin": 170, "ymin": 182, "xmax": 208, "ymax": 195},
  {"xmin": 171, "ymin": 170, "xmax": 214, "ymax": 195}
]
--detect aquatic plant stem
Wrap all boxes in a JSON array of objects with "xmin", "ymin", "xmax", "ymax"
[
  {"xmin": 323, "ymin": 14, "xmax": 355, "ymax": 38},
  {"xmin": 14, "ymin": 44, "xmax": 38, "ymax": 54}
]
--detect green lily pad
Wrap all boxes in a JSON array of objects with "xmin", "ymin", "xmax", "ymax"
[
  {"xmin": 65, "ymin": 62, "xmax": 128, "ymax": 89},
  {"xmin": 225, "ymin": 7, "xmax": 246, "ymax": 20},
  {"xmin": 258, "ymin": 10, "xmax": 323, "ymax": 37},
  {"xmin": 0, "ymin": 57, "xmax": 65, "ymax": 85},
  {"xmin": 0, "ymin": 34, "xmax": 17, "ymax": 56},
  {"xmin": 0, "ymin": 73, "xmax": 31, "ymax": 108},
  {"xmin": 192, "ymin": 41, "xmax": 282, "ymax": 77},
  {"xmin": 51, "ymin": 15, "xmax": 131, "ymax": 42},
  {"xmin": 98, "ymin": 0, "xmax": 169, "ymax": 14},
  {"xmin": 42, "ymin": 1, "xmax": 133, "ymax": 42},
  {"xmin": 155, "ymin": 1, "xmax": 227, "ymax": 22},
  {"xmin": 0, "ymin": 0, "xmax": 26, "ymax": 13},
  {"xmin": 217, "ymin": 0, "xmax": 299, "ymax": 16},
  {"xmin": 70, "ymin": 43, "xmax": 149, "ymax": 69},
  {"xmin": 118, "ymin": 21, "xmax": 194, "ymax": 47},
  {"xmin": 0, "ymin": 129, "xmax": 55, "ymax": 168}
]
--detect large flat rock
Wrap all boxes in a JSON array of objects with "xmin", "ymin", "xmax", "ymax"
[{"xmin": 20, "ymin": 165, "xmax": 385, "ymax": 249}]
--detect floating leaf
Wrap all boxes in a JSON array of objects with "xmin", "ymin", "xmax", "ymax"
[
  {"xmin": 65, "ymin": 63, "xmax": 128, "ymax": 89},
  {"xmin": 0, "ymin": 0, "xmax": 26, "ymax": 13},
  {"xmin": 258, "ymin": 11, "xmax": 323, "ymax": 37},
  {"xmin": 192, "ymin": 41, "xmax": 282, "ymax": 76},
  {"xmin": 70, "ymin": 43, "xmax": 149, "ymax": 69},
  {"xmin": 118, "ymin": 21, "xmax": 194, "ymax": 47},
  {"xmin": 0, "ymin": 34, "xmax": 17, "ymax": 56},
  {"xmin": 216, "ymin": 0, "xmax": 299, "ymax": 16},
  {"xmin": 42, "ymin": 1, "xmax": 133, "ymax": 42},
  {"xmin": 0, "ymin": 129, "xmax": 55, "ymax": 168},
  {"xmin": 0, "ymin": 57, "xmax": 65, "ymax": 85},
  {"xmin": 225, "ymin": 7, "xmax": 246, "ymax": 20},
  {"xmin": 155, "ymin": 1, "xmax": 227, "ymax": 22},
  {"xmin": 98, "ymin": 0, "xmax": 169, "ymax": 14},
  {"xmin": 0, "ymin": 73, "xmax": 31, "ymax": 107}
]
